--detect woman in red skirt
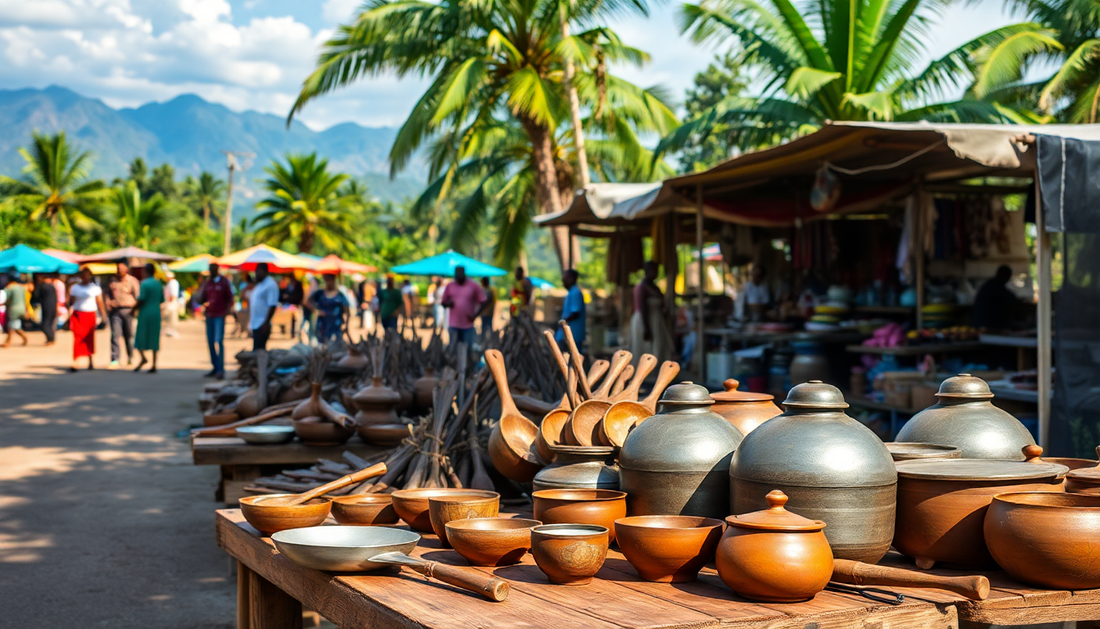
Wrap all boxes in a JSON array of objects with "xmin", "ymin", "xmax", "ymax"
[{"xmin": 67, "ymin": 267, "xmax": 107, "ymax": 371}]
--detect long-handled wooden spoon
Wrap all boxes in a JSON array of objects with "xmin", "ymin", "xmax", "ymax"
[
  {"xmin": 260, "ymin": 462, "xmax": 387, "ymax": 506},
  {"xmin": 560, "ymin": 322, "xmax": 593, "ymax": 400},
  {"xmin": 568, "ymin": 350, "xmax": 633, "ymax": 446},
  {"xmin": 831, "ymin": 559, "xmax": 990, "ymax": 600},
  {"xmin": 611, "ymin": 365, "xmax": 635, "ymax": 397},
  {"xmin": 600, "ymin": 360, "xmax": 681, "ymax": 447}
]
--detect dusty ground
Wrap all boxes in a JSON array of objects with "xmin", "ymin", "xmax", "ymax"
[{"xmin": 0, "ymin": 316, "xmax": 303, "ymax": 628}]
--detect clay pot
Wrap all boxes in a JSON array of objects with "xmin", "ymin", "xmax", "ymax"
[
  {"xmin": 340, "ymin": 387, "xmax": 359, "ymax": 413},
  {"xmin": 716, "ymin": 490, "xmax": 832, "ymax": 602},
  {"xmin": 532, "ymin": 489, "xmax": 627, "ymax": 543},
  {"xmin": 352, "ymin": 377, "xmax": 401, "ymax": 427},
  {"xmin": 239, "ymin": 495, "xmax": 331, "ymax": 535},
  {"xmin": 446, "ymin": 518, "xmax": 541, "ymax": 566},
  {"xmin": 893, "ymin": 447, "xmax": 1067, "ymax": 569},
  {"xmin": 789, "ymin": 343, "xmax": 830, "ymax": 385},
  {"xmin": 428, "ymin": 491, "xmax": 501, "ymax": 548},
  {"xmin": 532, "ymin": 445, "xmax": 620, "ymax": 492},
  {"xmin": 203, "ymin": 410, "xmax": 240, "ymax": 427},
  {"xmin": 413, "ymin": 367, "xmax": 441, "ymax": 411},
  {"xmin": 985, "ymin": 492, "xmax": 1100, "ymax": 589},
  {"xmin": 710, "ymin": 379, "xmax": 781, "ymax": 436},
  {"xmin": 397, "ymin": 389, "xmax": 414, "ymax": 413},
  {"xmin": 358, "ymin": 423, "xmax": 410, "ymax": 448},
  {"xmin": 391, "ymin": 488, "xmax": 480, "ymax": 532},
  {"xmin": 1064, "ymin": 447, "xmax": 1100, "ymax": 495},
  {"xmin": 292, "ymin": 417, "xmax": 354, "ymax": 446},
  {"xmin": 236, "ymin": 387, "xmax": 263, "ymax": 419},
  {"xmin": 530, "ymin": 524, "xmax": 610, "ymax": 586},
  {"xmin": 330, "ymin": 494, "xmax": 399, "ymax": 526},
  {"xmin": 336, "ymin": 345, "xmax": 369, "ymax": 370},
  {"xmin": 614, "ymin": 516, "xmax": 724, "ymax": 583},
  {"xmin": 278, "ymin": 379, "xmax": 312, "ymax": 404},
  {"xmin": 885, "ymin": 442, "xmax": 961, "ymax": 462}
]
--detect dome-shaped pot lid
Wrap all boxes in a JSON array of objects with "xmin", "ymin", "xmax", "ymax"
[
  {"xmin": 711, "ymin": 379, "xmax": 774, "ymax": 403},
  {"xmin": 726, "ymin": 490, "xmax": 825, "ymax": 531},
  {"xmin": 781, "ymin": 380, "xmax": 849, "ymax": 410},
  {"xmin": 935, "ymin": 374, "xmax": 995, "ymax": 400},
  {"xmin": 657, "ymin": 382, "xmax": 715, "ymax": 407}
]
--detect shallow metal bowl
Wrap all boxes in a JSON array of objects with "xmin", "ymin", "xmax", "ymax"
[
  {"xmin": 238, "ymin": 425, "xmax": 296, "ymax": 445},
  {"xmin": 271, "ymin": 526, "xmax": 421, "ymax": 572}
]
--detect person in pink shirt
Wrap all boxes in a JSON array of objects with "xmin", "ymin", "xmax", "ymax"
[{"xmin": 440, "ymin": 265, "xmax": 485, "ymax": 347}]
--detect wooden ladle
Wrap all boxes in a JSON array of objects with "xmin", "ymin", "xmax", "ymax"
[
  {"xmin": 567, "ymin": 350, "xmax": 633, "ymax": 446},
  {"xmin": 611, "ymin": 365, "xmax": 635, "ymax": 397},
  {"xmin": 560, "ymin": 322, "xmax": 593, "ymax": 399},
  {"xmin": 485, "ymin": 349, "xmax": 543, "ymax": 482},
  {"xmin": 261, "ymin": 462, "xmax": 388, "ymax": 506},
  {"xmin": 600, "ymin": 360, "xmax": 681, "ymax": 447}
]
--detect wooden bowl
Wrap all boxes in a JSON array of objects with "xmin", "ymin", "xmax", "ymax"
[
  {"xmin": 292, "ymin": 417, "xmax": 354, "ymax": 446},
  {"xmin": 532, "ymin": 489, "xmax": 627, "ymax": 543},
  {"xmin": 488, "ymin": 414, "xmax": 544, "ymax": 482},
  {"xmin": 428, "ymin": 491, "xmax": 500, "ymax": 548},
  {"xmin": 357, "ymin": 423, "xmax": 410, "ymax": 447},
  {"xmin": 985, "ymin": 492, "xmax": 1100, "ymax": 589},
  {"xmin": 446, "ymin": 518, "xmax": 541, "ymax": 566},
  {"xmin": 239, "ymin": 495, "xmax": 332, "ymax": 535},
  {"xmin": 614, "ymin": 515, "xmax": 725, "ymax": 582},
  {"xmin": 330, "ymin": 494, "xmax": 399, "ymax": 526},
  {"xmin": 391, "ymin": 488, "xmax": 482, "ymax": 532},
  {"xmin": 530, "ymin": 524, "xmax": 610, "ymax": 586}
]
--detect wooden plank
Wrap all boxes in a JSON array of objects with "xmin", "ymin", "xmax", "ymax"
[
  {"xmin": 249, "ymin": 567, "xmax": 302, "ymax": 629},
  {"xmin": 958, "ymin": 600, "xmax": 1100, "ymax": 626},
  {"xmin": 238, "ymin": 561, "xmax": 252, "ymax": 629},
  {"xmin": 844, "ymin": 343, "xmax": 983, "ymax": 356},
  {"xmin": 193, "ymin": 438, "xmax": 386, "ymax": 466}
]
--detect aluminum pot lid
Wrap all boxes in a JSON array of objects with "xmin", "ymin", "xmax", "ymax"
[
  {"xmin": 781, "ymin": 380, "xmax": 849, "ymax": 409},
  {"xmin": 726, "ymin": 490, "xmax": 825, "ymax": 531},
  {"xmin": 619, "ymin": 404, "xmax": 742, "ymax": 473},
  {"xmin": 1066, "ymin": 447, "xmax": 1100, "ymax": 482},
  {"xmin": 711, "ymin": 379, "xmax": 774, "ymax": 403},
  {"xmin": 935, "ymin": 374, "xmax": 995, "ymax": 400},
  {"xmin": 895, "ymin": 457, "xmax": 1067, "ymax": 481},
  {"xmin": 657, "ymin": 382, "xmax": 715, "ymax": 407}
]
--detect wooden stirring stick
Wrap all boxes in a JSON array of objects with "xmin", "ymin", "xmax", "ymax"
[
  {"xmin": 261, "ymin": 462, "xmax": 387, "ymax": 506},
  {"xmin": 560, "ymin": 321, "xmax": 593, "ymax": 400}
]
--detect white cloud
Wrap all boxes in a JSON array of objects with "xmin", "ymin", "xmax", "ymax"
[{"xmin": 322, "ymin": 0, "xmax": 361, "ymax": 23}]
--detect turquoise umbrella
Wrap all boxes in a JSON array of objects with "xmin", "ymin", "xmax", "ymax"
[
  {"xmin": 0, "ymin": 244, "xmax": 79, "ymax": 274},
  {"xmin": 528, "ymin": 277, "xmax": 555, "ymax": 290},
  {"xmin": 391, "ymin": 250, "xmax": 506, "ymax": 278}
]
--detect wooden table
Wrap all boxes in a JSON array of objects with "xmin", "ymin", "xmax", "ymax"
[
  {"xmin": 217, "ymin": 508, "xmax": 1100, "ymax": 629},
  {"xmin": 192, "ymin": 437, "xmax": 385, "ymax": 504}
]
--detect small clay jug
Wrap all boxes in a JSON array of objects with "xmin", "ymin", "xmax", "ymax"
[
  {"xmin": 710, "ymin": 379, "xmax": 781, "ymax": 436},
  {"xmin": 716, "ymin": 490, "xmax": 833, "ymax": 602},
  {"xmin": 337, "ymin": 344, "xmax": 369, "ymax": 370},
  {"xmin": 352, "ymin": 376, "xmax": 401, "ymax": 427},
  {"xmin": 413, "ymin": 367, "xmax": 441, "ymax": 411}
]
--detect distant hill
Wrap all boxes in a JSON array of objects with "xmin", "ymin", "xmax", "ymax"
[{"xmin": 0, "ymin": 86, "xmax": 424, "ymax": 208}]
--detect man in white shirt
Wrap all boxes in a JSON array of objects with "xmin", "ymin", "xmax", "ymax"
[
  {"xmin": 249, "ymin": 263, "xmax": 280, "ymax": 351},
  {"xmin": 163, "ymin": 271, "xmax": 180, "ymax": 337},
  {"xmin": 736, "ymin": 265, "xmax": 771, "ymax": 320}
]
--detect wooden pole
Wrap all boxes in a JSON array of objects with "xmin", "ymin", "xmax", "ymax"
[
  {"xmin": 1035, "ymin": 176, "xmax": 1052, "ymax": 447},
  {"xmin": 696, "ymin": 185, "xmax": 706, "ymax": 382},
  {"xmin": 915, "ymin": 184, "xmax": 925, "ymax": 331}
]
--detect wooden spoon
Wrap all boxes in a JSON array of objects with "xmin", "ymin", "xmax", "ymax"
[
  {"xmin": 485, "ymin": 349, "xmax": 543, "ymax": 481},
  {"xmin": 567, "ymin": 350, "xmax": 633, "ymax": 446},
  {"xmin": 560, "ymin": 321, "xmax": 593, "ymax": 399},
  {"xmin": 261, "ymin": 462, "xmax": 387, "ymax": 506},
  {"xmin": 611, "ymin": 365, "xmax": 635, "ymax": 397},
  {"xmin": 585, "ymin": 360, "xmax": 609, "ymax": 396},
  {"xmin": 610, "ymin": 354, "xmax": 658, "ymax": 403},
  {"xmin": 600, "ymin": 360, "xmax": 681, "ymax": 447},
  {"xmin": 832, "ymin": 559, "xmax": 990, "ymax": 600}
]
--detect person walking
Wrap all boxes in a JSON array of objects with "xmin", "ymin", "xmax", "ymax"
[
  {"xmin": 133, "ymin": 263, "xmax": 165, "ymax": 373},
  {"xmin": 358, "ymin": 278, "xmax": 376, "ymax": 330},
  {"xmin": 477, "ymin": 277, "xmax": 496, "ymax": 334},
  {"xmin": 555, "ymin": 269, "xmax": 586, "ymax": 351},
  {"xmin": 401, "ymin": 279, "xmax": 419, "ymax": 328},
  {"xmin": 306, "ymin": 274, "xmax": 351, "ymax": 344},
  {"xmin": 629, "ymin": 261, "xmax": 674, "ymax": 363},
  {"xmin": 440, "ymin": 266, "xmax": 485, "ymax": 347},
  {"xmin": 3, "ymin": 275, "xmax": 29, "ymax": 347},
  {"xmin": 281, "ymin": 276, "xmax": 305, "ymax": 338},
  {"xmin": 250, "ymin": 263, "xmax": 280, "ymax": 351},
  {"xmin": 378, "ymin": 277, "xmax": 403, "ymax": 331},
  {"xmin": 31, "ymin": 274, "xmax": 58, "ymax": 345},
  {"xmin": 67, "ymin": 267, "xmax": 107, "ymax": 371},
  {"xmin": 510, "ymin": 266, "xmax": 533, "ymax": 318},
  {"xmin": 198, "ymin": 263, "xmax": 234, "ymax": 379},
  {"xmin": 163, "ymin": 271, "xmax": 180, "ymax": 337},
  {"xmin": 105, "ymin": 261, "xmax": 140, "ymax": 368}
]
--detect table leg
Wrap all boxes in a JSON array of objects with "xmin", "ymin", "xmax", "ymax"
[
  {"xmin": 248, "ymin": 564, "xmax": 302, "ymax": 629},
  {"xmin": 237, "ymin": 561, "xmax": 251, "ymax": 629}
]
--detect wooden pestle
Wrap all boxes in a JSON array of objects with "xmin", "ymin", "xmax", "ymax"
[
  {"xmin": 261, "ymin": 462, "xmax": 387, "ymax": 506},
  {"xmin": 369, "ymin": 552, "xmax": 510, "ymax": 602},
  {"xmin": 831, "ymin": 559, "xmax": 990, "ymax": 600}
]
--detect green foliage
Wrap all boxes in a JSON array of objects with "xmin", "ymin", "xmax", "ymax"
[
  {"xmin": 678, "ymin": 52, "xmax": 749, "ymax": 172},
  {"xmin": 251, "ymin": 153, "xmax": 356, "ymax": 255},
  {"xmin": 182, "ymin": 171, "xmax": 228, "ymax": 226}
]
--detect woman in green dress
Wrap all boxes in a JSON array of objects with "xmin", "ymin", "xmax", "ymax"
[{"xmin": 134, "ymin": 262, "xmax": 165, "ymax": 373}]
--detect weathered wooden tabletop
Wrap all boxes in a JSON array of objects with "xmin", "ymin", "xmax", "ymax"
[{"xmin": 192, "ymin": 437, "xmax": 385, "ymax": 467}]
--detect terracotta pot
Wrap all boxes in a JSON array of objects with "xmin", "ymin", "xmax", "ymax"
[
  {"xmin": 292, "ymin": 417, "xmax": 354, "ymax": 446},
  {"xmin": 352, "ymin": 377, "xmax": 401, "ymax": 427},
  {"xmin": 710, "ymin": 379, "xmax": 781, "ymax": 436},
  {"xmin": 278, "ymin": 379, "xmax": 312, "ymax": 404},
  {"xmin": 391, "ymin": 488, "xmax": 479, "ymax": 532},
  {"xmin": 532, "ymin": 445, "xmax": 619, "ymax": 492},
  {"xmin": 530, "ymin": 524, "xmax": 610, "ymax": 586},
  {"xmin": 203, "ymin": 410, "xmax": 240, "ymax": 427},
  {"xmin": 340, "ymin": 387, "xmax": 359, "ymax": 413},
  {"xmin": 413, "ymin": 367, "xmax": 441, "ymax": 411},
  {"xmin": 330, "ymin": 494, "xmax": 399, "ymax": 526},
  {"xmin": 358, "ymin": 422, "xmax": 410, "ymax": 447},
  {"xmin": 885, "ymin": 442, "xmax": 961, "ymax": 462},
  {"xmin": 236, "ymin": 387, "xmax": 263, "ymax": 419},
  {"xmin": 428, "ymin": 491, "xmax": 501, "ymax": 548},
  {"xmin": 446, "ymin": 518, "xmax": 541, "ymax": 566},
  {"xmin": 893, "ymin": 447, "xmax": 1067, "ymax": 569},
  {"xmin": 715, "ymin": 490, "xmax": 832, "ymax": 602},
  {"xmin": 532, "ymin": 489, "xmax": 627, "ymax": 543},
  {"xmin": 397, "ymin": 389, "xmax": 414, "ymax": 413},
  {"xmin": 336, "ymin": 346, "xmax": 369, "ymax": 370},
  {"xmin": 614, "ymin": 516, "xmax": 724, "ymax": 583},
  {"xmin": 239, "ymin": 495, "xmax": 331, "ymax": 535},
  {"xmin": 985, "ymin": 492, "xmax": 1100, "ymax": 589},
  {"xmin": 1064, "ymin": 447, "xmax": 1100, "ymax": 495}
]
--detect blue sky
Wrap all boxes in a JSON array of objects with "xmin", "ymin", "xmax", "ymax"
[{"xmin": 0, "ymin": 0, "xmax": 1019, "ymax": 130}]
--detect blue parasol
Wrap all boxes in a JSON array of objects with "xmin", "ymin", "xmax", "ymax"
[
  {"xmin": 528, "ymin": 277, "xmax": 555, "ymax": 290},
  {"xmin": 391, "ymin": 250, "xmax": 506, "ymax": 278},
  {"xmin": 0, "ymin": 244, "xmax": 79, "ymax": 274}
]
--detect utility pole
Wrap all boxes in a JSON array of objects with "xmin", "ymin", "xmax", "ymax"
[{"xmin": 221, "ymin": 150, "xmax": 255, "ymax": 256}]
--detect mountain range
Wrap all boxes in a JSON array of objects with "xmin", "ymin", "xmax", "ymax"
[{"xmin": 0, "ymin": 86, "xmax": 424, "ymax": 205}]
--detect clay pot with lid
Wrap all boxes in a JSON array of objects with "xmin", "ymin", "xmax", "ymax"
[
  {"xmin": 715, "ymin": 490, "xmax": 833, "ymax": 602},
  {"xmin": 336, "ymin": 344, "xmax": 369, "ymax": 370},
  {"xmin": 532, "ymin": 445, "xmax": 620, "ymax": 492},
  {"xmin": 619, "ymin": 382, "xmax": 743, "ymax": 519},
  {"xmin": 729, "ymin": 380, "xmax": 896, "ymax": 563},
  {"xmin": 1065, "ymin": 447, "xmax": 1100, "ymax": 494},
  {"xmin": 710, "ymin": 379, "xmax": 781, "ymax": 436},
  {"xmin": 885, "ymin": 442, "xmax": 961, "ymax": 462},
  {"xmin": 895, "ymin": 374, "xmax": 1036, "ymax": 460},
  {"xmin": 893, "ymin": 446, "xmax": 1067, "ymax": 569},
  {"xmin": 352, "ymin": 376, "xmax": 401, "ymax": 428}
]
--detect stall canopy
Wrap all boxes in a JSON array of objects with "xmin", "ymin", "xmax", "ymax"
[
  {"xmin": 168, "ymin": 254, "xmax": 217, "ymax": 273},
  {"xmin": 391, "ymin": 250, "xmax": 506, "ymax": 278},
  {"xmin": 41, "ymin": 249, "xmax": 82, "ymax": 264},
  {"xmin": 217, "ymin": 244, "xmax": 316, "ymax": 273},
  {"xmin": 311, "ymin": 255, "xmax": 377, "ymax": 275},
  {"xmin": 79, "ymin": 246, "xmax": 180, "ymax": 262},
  {"xmin": 0, "ymin": 245, "xmax": 79, "ymax": 274}
]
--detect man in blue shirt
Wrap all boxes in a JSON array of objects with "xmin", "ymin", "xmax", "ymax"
[{"xmin": 555, "ymin": 269, "xmax": 586, "ymax": 350}]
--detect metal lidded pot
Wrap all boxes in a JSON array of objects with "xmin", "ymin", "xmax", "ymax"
[
  {"xmin": 619, "ymin": 382, "xmax": 743, "ymax": 519},
  {"xmin": 729, "ymin": 380, "xmax": 897, "ymax": 563},
  {"xmin": 532, "ymin": 445, "xmax": 620, "ymax": 491},
  {"xmin": 895, "ymin": 374, "xmax": 1036, "ymax": 460}
]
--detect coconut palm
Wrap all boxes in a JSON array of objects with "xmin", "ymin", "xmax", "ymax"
[
  {"xmin": 0, "ymin": 131, "xmax": 109, "ymax": 242},
  {"xmin": 289, "ymin": 0, "xmax": 671, "ymax": 269},
  {"xmin": 183, "ymin": 172, "xmax": 227, "ymax": 226},
  {"xmin": 106, "ymin": 181, "xmax": 174, "ymax": 250},
  {"xmin": 657, "ymin": 0, "xmax": 1061, "ymax": 159},
  {"xmin": 251, "ymin": 154, "xmax": 355, "ymax": 255}
]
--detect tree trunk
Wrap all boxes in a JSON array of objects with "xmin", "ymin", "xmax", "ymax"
[
  {"xmin": 299, "ymin": 230, "xmax": 314, "ymax": 255},
  {"xmin": 560, "ymin": 16, "xmax": 590, "ymax": 188},
  {"xmin": 519, "ymin": 116, "xmax": 570, "ymax": 271},
  {"xmin": 203, "ymin": 202, "xmax": 211, "ymax": 226}
]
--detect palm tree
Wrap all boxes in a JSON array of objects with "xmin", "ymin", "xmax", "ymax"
[
  {"xmin": 657, "ymin": 0, "xmax": 1060, "ymax": 159},
  {"xmin": 0, "ymin": 131, "xmax": 109, "ymax": 242},
  {"xmin": 289, "ymin": 0, "xmax": 669, "ymax": 269},
  {"xmin": 251, "ymin": 154, "xmax": 355, "ymax": 255},
  {"xmin": 183, "ymin": 172, "xmax": 227, "ymax": 225},
  {"xmin": 107, "ymin": 181, "xmax": 174, "ymax": 250}
]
